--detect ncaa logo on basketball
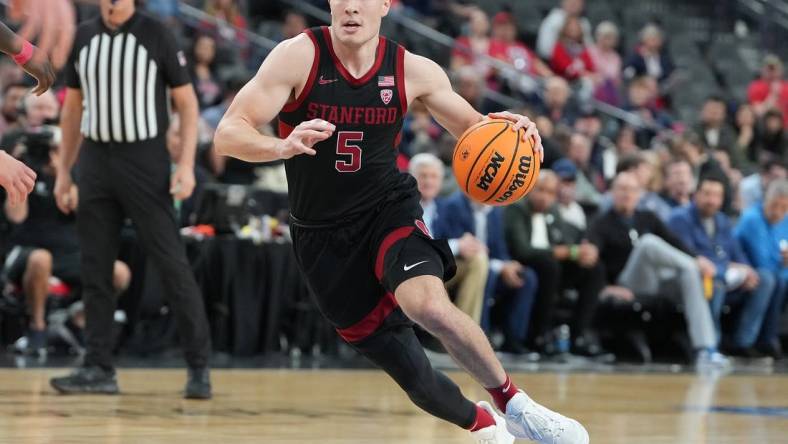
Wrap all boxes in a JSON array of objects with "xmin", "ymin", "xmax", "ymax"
[
  {"xmin": 380, "ymin": 89, "xmax": 393, "ymax": 105},
  {"xmin": 460, "ymin": 146, "xmax": 471, "ymax": 161},
  {"xmin": 476, "ymin": 151, "xmax": 505, "ymax": 191},
  {"xmin": 495, "ymin": 155, "xmax": 532, "ymax": 203}
]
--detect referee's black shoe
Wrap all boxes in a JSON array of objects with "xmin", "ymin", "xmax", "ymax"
[
  {"xmin": 50, "ymin": 366, "xmax": 119, "ymax": 395},
  {"xmin": 185, "ymin": 367, "xmax": 212, "ymax": 400}
]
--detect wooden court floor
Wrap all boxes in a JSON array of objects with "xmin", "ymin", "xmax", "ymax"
[{"xmin": 0, "ymin": 369, "xmax": 785, "ymax": 443}]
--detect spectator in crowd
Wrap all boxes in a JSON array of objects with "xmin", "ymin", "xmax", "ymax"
[
  {"xmin": 588, "ymin": 21, "xmax": 622, "ymax": 106},
  {"xmin": 550, "ymin": 16, "xmax": 595, "ymax": 84},
  {"xmin": 200, "ymin": 0, "xmax": 249, "ymax": 65},
  {"xmin": 587, "ymin": 171, "xmax": 729, "ymax": 368},
  {"xmin": 553, "ymin": 158, "xmax": 587, "ymax": 230},
  {"xmin": 190, "ymin": 34, "xmax": 223, "ymax": 110},
  {"xmin": 693, "ymin": 95, "xmax": 748, "ymax": 171},
  {"xmin": 167, "ymin": 115, "xmax": 214, "ymax": 227},
  {"xmin": 411, "ymin": 153, "xmax": 488, "ymax": 325},
  {"xmin": 624, "ymin": 76, "xmax": 671, "ymax": 148},
  {"xmin": 661, "ymin": 158, "xmax": 695, "ymax": 208},
  {"xmin": 673, "ymin": 132, "xmax": 735, "ymax": 214},
  {"xmin": 1, "ymin": 90, "xmax": 59, "ymax": 150},
  {"xmin": 601, "ymin": 124, "xmax": 640, "ymax": 181},
  {"xmin": 488, "ymin": 11, "xmax": 552, "ymax": 80},
  {"xmin": 600, "ymin": 153, "xmax": 673, "ymax": 222},
  {"xmin": 504, "ymin": 170, "xmax": 609, "ymax": 358},
  {"xmin": 0, "ymin": 82, "xmax": 28, "ymax": 135},
  {"xmin": 734, "ymin": 179, "xmax": 788, "ymax": 359},
  {"xmin": 280, "ymin": 10, "xmax": 307, "ymax": 41},
  {"xmin": 757, "ymin": 109, "xmax": 786, "ymax": 162},
  {"xmin": 670, "ymin": 175, "xmax": 775, "ymax": 358},
  {"xmin": 434, "ymin": 191, "xmax": 538, "ymax": 356},
  {"xmin": 623, "ymin": 23, "xmax": 676, "ymax": 105},
  {"xmin": 747, "ymin": 54, "xmax": 788, "ymax": 124},
  {"xmin": 146, "ymin": 0, "xmax": 180, "ymax": 26},
  {"xmin": 402, "ymin": 99, "xmax": 445, "ymax": 157},
  {"xmin": 536, "ymin": 0, "xmax": 592, "ymax": 59},
  {"xmin": 451, "ymin": 8, "xmax": 490, "ymax": 74},
  {"xmin": 201, "ymin": 75, "xmax": 247, "ymax": 133},
  {"xmin": 735, "ymin": 104, "xmax": 759, "ymax": 163},
  {"xmin": 740, "ymin": 159, "xmax": 787, "ymax": 210},
  {"xmin": 566, "ymin": 132, "xmax": 603, "ymax": 207},
  {"xmin": 536, "ymin": 76, "xmax": 577, "ymax": 126},
  {"xmin": 3, "ymin": 136, "xmax": 131, "ymax": 355},
  {"xmin": 573, "ymin": 107, "xmax": 611, "ymax": 179},
  {"xmin": 451, "ymin": 65, "xmax": 488, "ymax": 114}
]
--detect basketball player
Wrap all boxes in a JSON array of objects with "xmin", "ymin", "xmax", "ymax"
[
  {"xmin": 0, "ymin": 20, "xmax": 56, "ymax": 205},
  {"xmin": 214, "ymin": 1, "xmax": 588, "ymax": 443}
]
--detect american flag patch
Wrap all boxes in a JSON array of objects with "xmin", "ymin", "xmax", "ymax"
[{"xmin": 378, "ymin": 75, "xmax": 395, "ymax": 87}]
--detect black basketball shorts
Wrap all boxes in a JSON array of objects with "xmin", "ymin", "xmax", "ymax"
[
  {"xmin": 2, "ymin": 246, "xmax": 82, "ymax": 286},
  {"xmin": 289, "ymin": 195, "xmax": 456, "ymax": 343}
]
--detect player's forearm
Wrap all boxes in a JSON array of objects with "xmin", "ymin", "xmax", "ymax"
[
  {"xmin": 58, "ymin": 105, "xmax": 83, "ymax": 172},
  {"xmin": 0, "ymin": 21, "xmax": 23, "ymax": 56},
  {"xmin": 214, "ymin": 116, "xmax": 283, "ymax": 163}
]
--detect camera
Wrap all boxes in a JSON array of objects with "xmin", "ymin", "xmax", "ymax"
[{"xmin": 17, "ymin": 125, "xmax": 59, "ymax": 172}]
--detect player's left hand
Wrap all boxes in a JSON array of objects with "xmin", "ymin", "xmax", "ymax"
[
  {"xmin": 170, "ymin": 164, "xmax": 196, "ymax": 200},
  {"xmin": 22, "ymin": 47, "xmax": 56, "ymax": 96},
  {"xmin": 486, "ymin": 110, "xmax": 544, "ymax": 163}
]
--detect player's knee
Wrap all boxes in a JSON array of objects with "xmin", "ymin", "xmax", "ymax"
[
  {"xmin": 26, "ymin": 249, "xmax": 53, "ymax": 276},
  {"xmin": 397, "ymin": 277, "xmax": 453, "ymax": 332}
]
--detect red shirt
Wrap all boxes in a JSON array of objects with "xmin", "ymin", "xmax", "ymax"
[
  {"xmin": 551, "ymin": 41, "xmax": 595, "ymax": 81},
  {"xmin": 748, "ymin": 79, "xmax": 788, "ymax": 125},
  {"xmin": 488, "ymin": 39, "xmax": 541, "ymax": 76}
]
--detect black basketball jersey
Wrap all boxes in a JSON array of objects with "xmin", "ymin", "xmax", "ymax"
[{"xmin": 278, "ymin": 26, "xmax": 414, "ymax": 222}]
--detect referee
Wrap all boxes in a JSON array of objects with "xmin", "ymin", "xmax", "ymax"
[{"xmin": 50, "ymin": 0, "xmax": 211, "ymax": 399}]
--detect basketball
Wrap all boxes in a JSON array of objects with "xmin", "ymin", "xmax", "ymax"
[{"xmin": 452, "ymin": 119, "xmax": 541, "ymax": 206}]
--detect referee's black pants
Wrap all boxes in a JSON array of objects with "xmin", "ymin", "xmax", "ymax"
[{"xmin": 77, "ymin": 138, "xmax": 211, "ymax": 369}]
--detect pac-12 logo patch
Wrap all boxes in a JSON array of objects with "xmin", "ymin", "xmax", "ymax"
[{"xmin": 380, "ymin": 89, "xmax": 393, "ymax": 105}]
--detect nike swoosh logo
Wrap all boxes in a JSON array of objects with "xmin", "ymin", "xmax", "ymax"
[
  {"xmin": 318, "ymin": 76, "xmax": 338, "ymax": 85},
  {"xmin": 403, "ymin": 261, "xmax": 428, "ymax": 271}
]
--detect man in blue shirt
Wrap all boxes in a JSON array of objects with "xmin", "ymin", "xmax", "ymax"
[
  {"xmin": 669, "ymin": 175, "xmax": 775, "ymax": 358},
  {"xmin": 735, "ymin": 179, "xmax": 788, "ymax": 359}
]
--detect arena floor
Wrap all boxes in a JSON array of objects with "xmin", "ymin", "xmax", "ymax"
[{"xmin": 0, "ymin": 364, "xmax": 786, "ymax": 443}]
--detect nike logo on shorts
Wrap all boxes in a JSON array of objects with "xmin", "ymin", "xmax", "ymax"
[{"xmin": 403, "ymin": 261, "xmax": 428, "ymax": 271}]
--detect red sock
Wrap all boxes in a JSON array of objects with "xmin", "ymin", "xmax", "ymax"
[
  {"xmin": 486, "ymin": 375, "xmax": 519, "ymax": 412},
  {"xmin": 468, "ymin": 404, "xmax": 496, "ymax": 432}
]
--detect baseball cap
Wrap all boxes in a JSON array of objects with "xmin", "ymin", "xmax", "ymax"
[{"xmin": 552, "ymin": 158, "xmax": 578, "ymax": 181}]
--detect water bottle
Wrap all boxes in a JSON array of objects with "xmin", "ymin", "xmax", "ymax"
[{"xmin": 556, "ymin": 324, "xmax": 571, "ymax": 355}]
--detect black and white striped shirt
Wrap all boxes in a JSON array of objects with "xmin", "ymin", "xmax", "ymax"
[{"xmin": 64, "ymin": 13, "xmax": 191, "ymax": 144}]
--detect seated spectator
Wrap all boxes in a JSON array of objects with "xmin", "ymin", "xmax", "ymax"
[
  {"xmin": 747, "ymin": 54, "xmax": 788, "ymax": 124},
  {"xmin": 434, "ymin": 191, "xmax": 538, "ymax": 356},
  {"xmin": 756, "ymin": 109, "xmax": 787, "ymax": 163},
  {"xmin": 505, "ymin": 171, "xmax": 609, "ymax": 358},
  {"xmin": 190, "ymin": 34, "xmax": 223, "ymax": 110},
  {"xmin": 673, "ymin": 133, "xmax": 735, "ymax": 214},
  {"xmin": 601, "ymin": 124, "xmax": 641, "ymax": 181},
  {"xmin": 734, "ymin": 179, "xmax": 788, "ymax": 359},
  {"xmin": 587, "ymin": 172, "xmax": 729, "ymax": 368},
  {"xmin": 451, "ymin": 8, "xmax": 490, "ymax": 74},
  {"xmin": 553, "ymin": 158, "xmax": 587, "ymax": 230},
  {"xmin": 411, "ymin": 154, "xmax": 488, "ymax": 325},
  {"xmin": 588, "ymin": 21, "xmax": 622, "ymax": 106},
  {"xmin": 1, "ymin": 90, "xmax": 60, "ymax": 149},
  {"xmin": 3, "ymin": 142, "xmax": 130, "ymax": 356},
  {"xmin": 623, "ymin": 24, "xmax": 676, "ymax": 106},
  {"xmin": 200, "ymin": 0, "xmax": 249, "ymax": 65},
  {"xmin": 536, "ymin": 0, "xmax": 592, "ymax": 59},
  {"xmin": 740, "ymin": 159, "xmax": 787, "ymax": 210},
  {"xmin": 0, "ymin": 82, "xmax": 27, "ymax": 136},
  {"xmin": 670, "ymin": 176, "xmax": 776, "ymax": 358},
  {"xmin": 550, "ymin": 16, "xmax": 595, "ymax": 83},
  {"xmin": 624, "ymin": 76, "xmax": 672, "ymax": 148},
  {"xmin": 735, "ymin": 104, "xmax": 759, "ymax": 163},
  {"xmin": 693, "ymin": 96, "xmax": 748, "ymax": 171},
  {"xmin": 535, "ymin": 76, "xmax": 577, "ymax": 126},
  {"xmin": 402, "ymin": 99, "xmax": 445, "ymax": 157},
  {"xmin": 566, "ymin": 132, "xmax": 603, "ymax": 207},
  {"xmin": 599, "ymin": 153, "xmax": 673, "ymax": 222},
  {"xmin": 488, "ymin": 12, "xmax": 552, "ymax": 82},
  {"xmin": 661, "ymin": 158, "xmax": 695, "ymax": 208}
]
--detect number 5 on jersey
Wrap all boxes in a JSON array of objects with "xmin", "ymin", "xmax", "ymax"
[{"xmin": 335, "ymin": 131, "xmax": 363, "ymax": 173}]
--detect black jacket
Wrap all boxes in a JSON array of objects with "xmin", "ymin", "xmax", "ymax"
[
  {"xmin": 504, "ymin": 200, "xmax": 583, "ymax": 264},
  {"xmin": 587, "ymin": 208, "xmax": 694, "ymax": 284}
]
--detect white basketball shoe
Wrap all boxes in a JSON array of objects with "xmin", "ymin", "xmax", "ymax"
[
  {"xmin": 503, "ymin": 391, "xmax": 589, "ymax": 444},
  {"xmin": 471, "ymin": 401, "xmax": 515, "ymax": 444}
]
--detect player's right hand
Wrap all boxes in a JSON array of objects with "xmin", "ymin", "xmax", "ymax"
[
  {"xmin": 276, "ymin": 119, "xmax": 335, "ymax": 159},
  {"xmin": 0, "ymin": 150, "xmax": 36, "ymax": 206},
  {"xmin": 54, "ymin": 170, "xmax": 76, "ymax": 214}
]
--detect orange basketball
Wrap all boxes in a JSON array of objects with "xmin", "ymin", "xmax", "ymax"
[{"xmin": 452, "ymin": 119, "xmax": 541, "ymax": 206}]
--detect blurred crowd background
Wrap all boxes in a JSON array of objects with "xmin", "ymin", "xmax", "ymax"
[{"xmin": 0, "ymin": 0, "xmax": 786, "ymax": 367}]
